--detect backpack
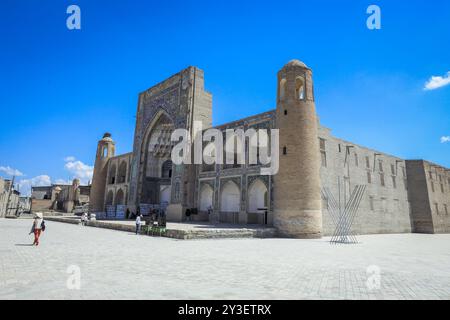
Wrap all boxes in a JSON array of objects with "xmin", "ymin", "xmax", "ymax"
[{"xmin": 41, "ymin": 220, "xmax": 46, "ymax": 232}]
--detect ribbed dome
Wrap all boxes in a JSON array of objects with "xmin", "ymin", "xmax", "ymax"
[{"xmin": 284, "ymin": 59, "xmax": 308, "ymax": 68}]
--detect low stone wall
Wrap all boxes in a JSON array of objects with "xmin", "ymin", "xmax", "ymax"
[
  {"xmin": 45, "ymin": 216, "xmax": 81, "ymax": 225},
  {"xmin": 43, "ymin": 212, "xmax": 69, "ymax": 217},
  {"xmin": 44, "ymin": 217, "xmax": 277, "ymax": 240},
  {"xmin": 165, "ymin": 228, "xmax": 277, "ymax": 240},
  {"xmin": 45, "ymin": 217, "xmax": 134, "ymax": 232},
  {"xmin": 87, "ymin": 220, "xmax": 135, "ymax": 233},
  {"xmin": 45, "ymin": 217, "xmax": 140, "ymax": 233}
]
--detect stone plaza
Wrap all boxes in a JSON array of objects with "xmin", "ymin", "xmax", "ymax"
[{"xmin": 1, "ymin": 218, "xmax": 449, "ymax": 300}]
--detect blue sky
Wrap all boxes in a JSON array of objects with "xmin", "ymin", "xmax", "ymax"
[{"xmin": 0, "ymin": 0, "xmax": 449, "ymax": 194}]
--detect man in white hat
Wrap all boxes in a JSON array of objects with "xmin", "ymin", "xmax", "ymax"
[{"xmin": 29, "ymin": 212, "xmax": 45, "ymax": 246}]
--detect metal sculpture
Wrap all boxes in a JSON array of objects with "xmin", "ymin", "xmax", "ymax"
[{"xmin": 321, "ymin": 178, "xmax": 366, "ymax": 244}]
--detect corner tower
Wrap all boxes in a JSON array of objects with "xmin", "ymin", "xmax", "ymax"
[
  {"xmin": 90, "ymin": 133, "xmax": 115, "ymax": 213},
  {"xmin": 273, "ymin": 60, "xmax": 322, "ymax": 238}
]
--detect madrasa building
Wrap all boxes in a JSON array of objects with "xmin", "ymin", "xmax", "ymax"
[{"xmin": 89, "ymin": 60, "xmax": 450, "ymax": 238}]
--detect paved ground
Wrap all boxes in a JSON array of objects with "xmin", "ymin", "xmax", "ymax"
[{"xmin": 1, "ymin": 218, "xmax": 450, "ymax": 300}]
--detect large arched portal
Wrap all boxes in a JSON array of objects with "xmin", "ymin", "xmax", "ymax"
[{"xmin": 138, "ymin": 112, "xmax": 175, "ymax": 205}]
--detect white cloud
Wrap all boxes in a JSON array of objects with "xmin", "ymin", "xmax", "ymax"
[
  {"xmin": 0, "ymin": 166, "xmax": 24, "ymax": 177},
  {"xmin": 64, "ymin": 157, "xmax": 93, "ymax": 185},
  {"xmin": 441, "ymin": 136, "xmax": 450, "ymax": 143},
  {"xmin": 54, "ymin": 179, "xmax": 72, "ymax": 185},
  {"xmin": 18, "ymin": 175, "xmax": 52, "ymax": 196},
  {"xmin": 8, "ymin": 157, "xmax": 93, "ymax": 196},
  {"xmin": 424, "ymin": 72, "xmax": 450, "ymax": 90}
]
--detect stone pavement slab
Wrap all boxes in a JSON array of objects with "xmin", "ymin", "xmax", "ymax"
[{"xmin": 1, "ymin": 219, "xmax": 449, "ymax": 300}]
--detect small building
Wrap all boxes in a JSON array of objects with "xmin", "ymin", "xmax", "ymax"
[{"xmin": 31, "ymin": 179, "xmax": 90, "ymax": 214}]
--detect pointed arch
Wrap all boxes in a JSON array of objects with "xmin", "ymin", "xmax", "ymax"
[
  {"xmin": 115, "ymin": 189, "xmax": 125, "ymax": 205},
  {"xmin": 279, "ymin": 78, "xmax": 287, "ymax": 101},
  {"xmin": 199, "ymin": 184, "xmax": 214, "ymax": 212},
  {"xmin": 140, "ymin": 109, "xmax": 175, "ymax": 165},
  {"xmin": 295, "ymin": 76, "xmax": 305, "ymax": 100},
  {"xmin": 161, "ymin": 160, "xmax": 173, "ymax": 178},
  {"xmin": 108, "ymin": 164, "xmax": 117, "ymax": 184},
  {"xmin": 118, "ymin": 161, "xmax": 127, "ymax": 184},
  {"xmin": 106, "ymin": 190, "xmax": 114, "ymax": 206},
  {"xmin": 220, "ymin": 181, "xmax": 240, "ymax": 213},
  {"xmin": 143, "ymin": 112, "xmax": 174, "ymax": 178},
  {"xmin": 137, "ymin": 109, "xmax": 175, "ymax": 204},
  {"xmin": 247, "ymin": 179, "xmax": 268, "ymax": 213}
]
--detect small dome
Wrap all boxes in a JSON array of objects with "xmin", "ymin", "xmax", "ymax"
[
  {"xmin": 101, "ymin": 132, "xmax": 114, "ymax": 142},
  {"xmin": 284, "ymin": 59, "xmax": 308, "ymax": 69},
  {"xmin": 54, "ymin": 186, "xmax": 62, "ymax": 192}
]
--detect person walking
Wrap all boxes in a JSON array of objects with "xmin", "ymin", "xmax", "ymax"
[
  {"xmin": 29, "ymin": 212, "xmax": 45, "ymax": 246},
  {"xmin": 135, "ymin": 213, "xmax": 143, "ymax": 235},
  {"xmin": 81, "ymin": 212, "xmax": 88, "ymax": 226}
]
